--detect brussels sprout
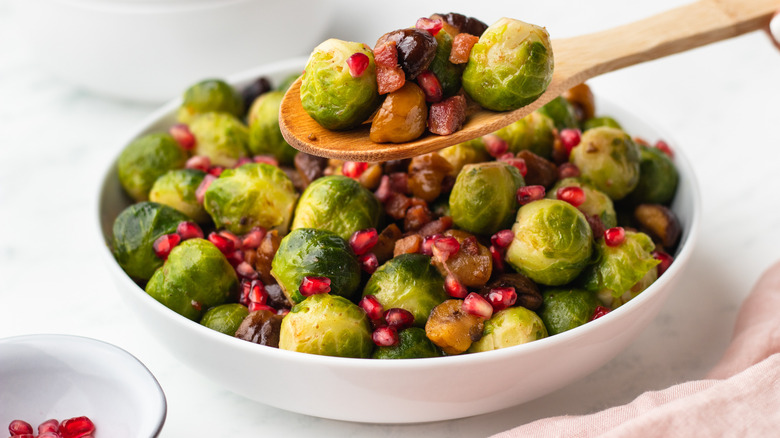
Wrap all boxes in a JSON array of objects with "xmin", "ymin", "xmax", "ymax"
[
  {"xmin": 146, "ymin": 239, "xmax": 238, "ymax": 321},
  {"xmin": 627, "ymin": 145, "xmax": 679, "ymax": 205},
  {"xmin": 277, "ymin": 73, "xmax": 301, "ymax": 93},
  {"xmin": 279, "ymin": 293, "xmax": 373, "ymax": 358},
  {"xmin": 505, "ymin": 199, "xmax": 593, "ymax": 286},
  {"xmin": 548, "ymin": 177, "xmax": 617, "ymax": 229},
  {"xmin": 468, "ymin": 307, "xmax": 547, "ymax": 352},
  {"xmin": 437, "ymin": 138, "xmax": 490, "ymax": 176},
  {"xmin": 362, "ymin": 253, "xmax": 447, "ymax": 327},
  {"xmin": 538, "ymin": 96, "xmax": 579, "ymax": 131},
  {"xmin": 580, "ymin": 230, "xmax": 660, "ymax": 307},
  {"xmin": 495, "ymin": 111, "xmax": 557, "ymax": 159},
  {"xmin": 582, "ymin": 116, "xmax": 623, "ymax": 131},
  {"xmin": 271, "ymin": 228, "xmax": 361, "ymax": 304},
  {"xmin": 112, "ymin": 202, "xmax": 189, "ymax": 281},
  {"xmin": 177, "ymin": 79, "xmax": 243, "ymax": 124},
  {"xmin": 539, "ymin": 288, "xmax": 599, "ymax": 335},
  {"xmin": 200, "ymin": 303, "xmax": 250, "ymax": 336},
  {"xmin": 450, "ymin": 161, "xmax": 524, "ymax": 235},
  {"xmin": 301, "ymin": 39, "xmax": 380, "ymax": 130},
  {"xmin": 291, "ymin": 175, "xmax": 381, "ymax": 241},
  {"xmin": 189, "ymin": 112, "xmax": 250, "ymax": 168},
  {"xmin": 203, "ymin": 163, "xmax": 297, "ymax": 235},
  {"xmin": 569, "ymin": 127, "xmax": 641, "ymax": 200},
  {"xmin": 597, "ymin": 267, "xmax": 658, "ymax": 309},
  {"xmin": 148, "ymin": 169, "xmax": 208, "ymax": 223},
  {"xmin": 372, "ymin": 327, "xmax": 442, "ymax": 359},
  {"xmin": 247, "ymin": 90, "xmax": 298, "ymax": 165},
  {"xmin": 117, "ymin": 133, "xmax": 188, "ymax": 202},
  {"xmin": 428, "ymin": 30, "xmax": 464, "ymax": 98},
  {"xmin": 462, "ymin": 18, "xmax": 553, "ymax": 111}
]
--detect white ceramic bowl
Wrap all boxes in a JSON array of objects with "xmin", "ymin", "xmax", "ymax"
[
  {"xmin": 0, "ymin": 334, "xmax": 166, "ymax": 437},
  {"xmin": 97, "ymin": 58, "xmax": 700, "ymax": 423}
]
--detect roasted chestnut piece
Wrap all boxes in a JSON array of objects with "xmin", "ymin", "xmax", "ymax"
[
  {"xmin": 480, "ymin": 272, "xmax": 543, "ymax": 311},
  {"xmin": 431, "ymin": 12, "xmax": 489, "ymax": 37},
  {"xmin": 633, "ymin": 204, "xmax": 681, "ymax": 249},
  {"xmin": 376, "ymin": 29, "xmax": 437, "ymax": 80},
  {"xmin": 235, "ymin": 309, "xmax": 285, "ymax": 348},
  {"xmin": 369, "ymin": 82, "xmax": 428, "ymax": 143}
]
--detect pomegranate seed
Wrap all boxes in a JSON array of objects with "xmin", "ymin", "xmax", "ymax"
[
  {"xmin": 248, "ymin": 279, "xmax": 266, "ymax": 304},
  {"xmin": 342, "ymin": 161, "xmax": 369, "ymax": 179},
  {"xmin": 433, "ymin": 235, "xmax": 460, "ymax": 262},
  {"xmin": 225, "ymin": 249, "xmax": 244, "ymax": 267},
  {"xmin": 9, "ymin": 420, "xmax": 33, "ymax": 435},
  {"xmin": 484, "ymin": 134, "xmax": 509, "ymax": 158},
  {"xmin": 372, "ymin": 326, "xmax": 399, "ymax": 347},
  {"xmin": 655, "ymin": 140, "xmax": 674, "ymax": 158},
  {"xmin": 11, "ymin": 434, "xmax": 34, "ymax": 438},
  {"xmin": 491, "ymin": 229, "xmax": 514, "ymax": 248},
  {"xmin": 421, "ymin": 234, "xmax": 440, "ymax": 256},
  {"xmin": 359, "ymin": 252, "xmax": 379, "ymax": 274},
  {"xmin": 208, "ymin": 166, "xmax": 224, "ymax": 177},
  {"xmin": 556, "ymin": 186, "xmax": 585, "ymax": 207},
  {"xmin": 462, "ymin": 292, "xmax": 493, "ymax": 319},
  {"xmin": 416, "ymin": 70, "xmax": 443, "ymax": 103},
  {"xmin": 152, "ymin": 233, "xmax": 181, "ymax": 260},
  {"xmin": 499, "ymin": 156, "xmax": 527, "ymax": 176},
  {"xmin": 604, "ymin": 227, "xmax": 626, "ymax": 247},
  {"xmin": 349, "ymin": 228, "xmax": 379, "ymax": 255},
  {"xmin": 277, "ymin": 308, "xmax": 290, "ymax": 316},
  {"xmin": 236, "ymin": 261, "xmax": 258, "ymax": 279},
  {"xmin": 384, "ymin": 308, "xmax": 415, "ymax": 330},
  {"xmin": 191, "ymin": 300, "xmax": 202, "ymax": 311},
  {"xmin": 557, "ymin": 162, "xmax": 580, "ymax": 179},
  {"xmin": 346, "ymin": 52, "xmax": 370, "ymax": 78},
  {"xmin": 497, "ymin": 152, "xmax": 515, "ymax": 161},
  {"xmin": 489, "ymin": 245, "xmax": 505, "ymax": 272},
  {"xmin": 586, "ymin": 215, "xmax": 606, "ymax": 240},
  {"xmin": 359, "ymin": 295, "xmax": 384, "ymax": 320},
  {"xmin": 218, "ymin": 230, "xmax": 242, "ymax": 250},
  {"xmin": 208, "ymin": 231, "xmax": 235, "ymax": 254},
  {"xmin": 59, "ymin": 416, "xmax": 95, "ymax": 438},
  {"xmin": 239, "ymin": 280, "xmax": 252, "ymax": 305},
  {"xmin": 185, "ymin": 155, "xmax": 210, "ymax": 172},
  {"xmin": 234, "ymin": 157, "xmax": 253, "ymax": 168},
  {"xmin": 590, "ymin": 305, "xmax": 611, "ymax": 321},
  {"xmin": 170, "ymin": 123, "xmax": 196, "ymax": 150},
  {"xmin": 444, "ymin": 274, "xmax": 468, "ymax": 298},
  {"xmin": 176, "ymin": 221, "xmax": 204, "ymax": 240},
  {"xmin": 516, "ymin": 185, "xmax": 546, "ymax": 205},
  {"xmin": 38, "ymin": 433, "xmax": 60, "ymax": 438},
  {"xmin": 38, "ymin": 419, "xmax": 59, "ymax": 434},
  {"xmin": 415, "ymin": 17, "xmax": 443, "ymax": 36},
  {"xmin": 241, "ymin": 227, "xmax": 266, "ymax": 249},
  {"xmin": 253, "ymin": 155, "xmax": 279, "ymax": 166},
  {"xmin": 653, "ymin": 250, "xmax": 674, "ymax": 276},
  {"xmin": 374, "ymin": 175, "xmax": 392, "ymax": 202},
  {"xmin": 299, "ymin": 276, "xmax": 331, "ymax": 296},
  {"xmin": 559, "ymin": 128, "xmax": 582, "ymax": 156},
  {"xmin": 195, "ymin": 173, "xmax": 216, "ymax": 204},
  {"xmin": 487, "ymin": 287, "xmax": 517, "ymax": 311},
  {"xmin": 249, "ymin": 302, "xmax": 274, "ymax": 313}
]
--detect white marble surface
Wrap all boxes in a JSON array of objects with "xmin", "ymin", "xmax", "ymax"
[{"xmin": 2, "ymin": 0, "xmax": 780, "ymax": 436}]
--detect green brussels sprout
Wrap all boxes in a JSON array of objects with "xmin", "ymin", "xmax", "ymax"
[
  {"xmin": 437, "ymin": 138, "xmax": 490, "ymax": 176},
  {"xmin": 277, "ymin": 73, "xmax": 302, "ymax": 92},
  {"xmin": 271, "ymin": 228, "xmax": 361, "ymax": 304},
  {"xmin": 148, "ymin": 169, "xmax": 208, "ymax": 223},
  {"xmin": 112, "ymin": 202, "xmax": 189, "ymax": 281},
  {"xmin": 203, "ymin": 163, "xmax": 297, "ymax": 235},
  {"xmin": 495, "ymin": 111, "xmax": 557, "ymax": 159},
  {"xmin": 362, "ymin": 253, "xmax": 447, "ymax": 327},
  {"xmin": 462, "ymin": 18, "xmax": 553, "ymax": 111},
  {"xmin": 548, "ymin": 177, "xmax": 617, "ymax": 229},
  {"xmin": 301, "ymin": 39, "xmax": 380, "ymax": 130},
  {"xmin": 582, "ymin": 116, "xmax": 623, "ymax": 131},
  {"xmin": 539, "ymin": 288, "xmax": 600, "ymax": 335},
  {"xmin": 117, "ymin": 133, "xmax": 188, "ymax": 202},
  {"xmin": 372, "ymin": 327, "xmax": 442, "ymax": 359},
  {"xmin": 468, "ymin": 307, "xmax": 547, "ymax": 352},
  {"xmin": 279, "ymin": 293, "xmax": 373, "ymax": 358},
  {"xmin": 146, "ymin": 239, "xmax": 238, "ymax": 321},
  {"xmin": 291, "ymin": 175, "xmax": 381, "ymax": 241},
  {"xmin": 429, "ymin": 30, "xmax": 464, "ymax": 98},
  {"xmin": 506, "ymin": 199, "xmax": 593, "ymax": 286},
  {"xmin": 200, "ymin": 303, "xmax": 250, "ymax": 336},
  {"xmin": 597, "ymin": 267, "xmax": 658, "ymax": 309},
  {"xmin": 626, "ymin": 145, "xmax": 679, "ymax": 205},
  {"xmin": 538, "ymin": 96, "xmax": 579, "ymax": 131},
  {"xmin": 177, "ymin": 79, "xmax": 243, "ymax": 124},
  {"xmin": 247, "ymin": 90, "xmax": 298, "ymax": 165},
  {"xmin": 450, "ymin": 161, "xmax": 524, "ymax": 235},
  {"xmin": 569, "ymin": 126, "xmax": 641, "ymax": 200},
  {"xmin": 189, "ymin": 112, "xmax": 250, "ymax": 168},
  {"xmin": 580, "ymin": 230, "xmax": 660, "ymax": 307}
]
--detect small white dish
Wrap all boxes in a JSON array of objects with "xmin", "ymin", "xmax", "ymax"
[{"xmin": 0, "ymin": 334, "xmax": 166, "ymax": 437}]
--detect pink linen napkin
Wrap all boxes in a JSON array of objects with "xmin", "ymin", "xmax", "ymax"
[{"xmin": 492, "ymin": 259, "xmax": 780, "ymax": 438}]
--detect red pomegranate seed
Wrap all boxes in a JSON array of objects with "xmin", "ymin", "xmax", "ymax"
[
  {"xmin": 176, "ymin": 221, "xmax": 204, "ymax": 240},
  {"xmin": 359, "ymin": 252, "xmax": 379, "ymax": 274},
  {"xmin": 225, "ymin": 249, "xmax": 244, "ymax": 267},
  {"xmin": 299, "ymin": 276, "xmax": 331, "ymax": 296},
  {"xmin": 248, "ymin": 279, "xmax": 266, "ymax": 304},
  {"xmin": 349, "ymin": 228, "xmax": 379, "ymax": 255},
  {"xmin": 462, "ymin": 292, "xmax": 493, "ymax": 319},
  {"xmin": 219, "ymin": 230, "xmax": 242, "ymax": 250},
  {"xmin": 12, "ymin": 434, "xmax": 34, "ymax": 438},
  {"xmin": 241, "ymin": 227, "xmax": 266, "ymax": 249},
  {"xmin": 433, "ymin": 235, "xmax": 460, "ymax": 262},
  {"xmin": 374, "ymin": 175, "xmax": 392, "ymax": 202},
  {"xmin": 498, "ymin": 152, "xmax": 515, "ymax": 161},
  {"xmin": 9, "ymin": 420, "xmax": 33, "ymax": 435},
  {"xmin": 653, "ymin": 250, "xmax": 674, "ymax": 276},
  {"xmin": 38, "ymin": 419, "xmax": 59, "ymax": 434},
  {"xmin": 372, "ymin": 326, "xmax": 399, "ymax": 347},
  {"xmin": 487, "ymin": 286, "xmax": 517, "ymax": 311},
  {"xmin": 342, "ymin": 161, "xmax": 369, "ymax": 179},
  {"xmin": 489, "ymin": 245, "xmax": 505, "ymax": 272},
  {"xmin": 444, "ymin": 274, "xmax": 468, "ymax": 298},
  {"xmin": 249, "ymin": 302, "xmax": 274, "ymax": 313},
  {"xmin": 384, "ymin": 308, "xmax": 415, "ymax": 330},
  {"xmin": 234, "ymin": 157, "xmax": 253, "ymax": 168},
  {"xmin": 191, "ymin": 300, "xmax": 202, "ymax": 311},
  {"xmin": 557, "ymin": 162, "xmax": 581, "ymax": 179},
  {"xmin": 208, "ymin": 166, "xmax": 225, "ymax": 177},
  {"xmin": 38, "ymin": 433, "xmax": 60, "ymax": 438},
  {"xmin": 359, "ymin": 295, "xmax": 384, "ymax": 320},
  {"xmin": 195, "ymin": 173, "xmax": 216, "ymax": 204},
  {"xmin": 556, "ymin": 186, "xmax": 585, "ymax": 207},
  {"xmin": 517, "ymin": 185, "xmax": 546, "ymax": 205},
  {"xmin": 491, "ymin": 229, "xmax": 514, "ymax": 248},
  {"xmin": 604, "ymin": 227, "xmax": 626, "ymax": 247},
  {"xmin": 346, "ymin": 52, "xmax": 370, "ymax": 78},
  {"xmin": 277, "ymin": 308, "xmax": 290, "ymax": 316},
  {"xmin": 170, "ymin": 123, "xmax": 196, "ymax": 150},
  {"xmin": 236, "ymin": 261, "xmax": 258, "ymax": 279},
  {"xmin": 590, "ymin": 305, "xmax": 611, "ymax": 321},
  {"xmin": 500, "ymin": 157, "xmax": 528, "ymax": 176},
  {"xmin": 185, "ymin": 155, "xmax": 210, "ymax": 172},
  {"xmin": 208, "ymin": 231, "xmax": 235, "ymax": 254},
  {"xmin": 253, "ymin": 155, "xmax": 279, "ymax": 166},
  {"xmin": 239, "ymin": 280, "xmax": 252, "ymax": 305},
  {"xmin": 655, "ymin": 140, "xmax": 674, "ymax": 158},
  {"xmin": 559, "ymin": 128, "xmax": 582, "ymax": 155},
  {"xmin": 153, "ymin": 233, "xmax": 181, "ymax": 260},
  {"xmin": 421, "ymin": 233, "xmax": 441, "ymax": 256},
  {"xmin": 416, "ymin": 70, "xmax": 443, "ymax": 103},
  {"xmin": 484, "ymin": 134, "xmax": 509, "ymax": 158},
  {"xmin": 415, "ymin": 17, "xmax": 443, "ymax": 35},
  {"xmin": 59, "ymin": 416, "xmax": 95, "ymax": 438}
]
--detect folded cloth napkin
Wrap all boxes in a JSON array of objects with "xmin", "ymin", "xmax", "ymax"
[{"xmin": 492, "ymin": 259, "xmax": 780, "ymax": 438}]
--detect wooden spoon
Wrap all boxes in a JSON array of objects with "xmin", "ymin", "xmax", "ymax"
[{"xmin": 280, "ymin": 0, "xmax": 778, "ymax": 162}]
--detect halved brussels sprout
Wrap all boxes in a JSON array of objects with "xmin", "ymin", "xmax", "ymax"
[
  {"xmin": 301, "ymin": 39, "xmax": 380, "ymax": 130},
  {"xmin": 548, "ymin": 177, "xmax": 617, "ymax": 229},
  {"xmin": 247, "ymin": 90, "xmax": 298, "ymax": 165},
  {"xmin": 583, "ymin": 115, "xmax": 622, "ymax": 131},
  {"xmin": 626, "ymin": 144, "xmax": 679, "ymax": 205},
  {"xmin": 291, "ymin": 175, "xmax": 381, "ymax": 241},
  {"xmin": 505, "ymin": 199, "xmax": 593, "ymax": 286},
  {"xmin": 450, "ymin": 161, "xmax": 524, "ymax": 235},
  {"xmin": 539, "ymin": 288, "xmax": 599, "ymax": 335},
  {"xmin": 279, "ymin": 293, "xmax": 373, "ymax": 358},
  {"xmin": 569, "ymin": 126, "xmax": 640, "ymax": 200},
  {"xmin": 495, "ymin": 111, "xmax": 557, "ymax": 159},
  {"xmin": 200, "ymin": 303, "xmax": 250, "ymax": 336},
  {"xmin": 372, "ymin": 327, "xmax": 442, "ymax": 359},
  {"xmin": 362, "ymin": 253, "xmax": 447, "ymax": 327},
  {"xmin": 271, "ymin": 228, "xmax": 361, "ymax": 304},
  {"xmin": 538, "ymin": 96, "xmax": 579, "ymax": 131},
  {"xmin": 468, "ymin": 306, "xmax": 547, "ymax": 352},
  {"xmin": 189, "ymin": 112, "xmax": 249, "ymax": 168},
  {"xmin": 203, "ymin": 163, "xmax": 297, "ymax": 235},
  {"xmin": 428, "ymin": 30, "xmax": 464, "ymax": 98},
  {"xmin": 117, "ymin": 133, "xmax": 188, "ymax": 202},
  {"xmin": 112, "ymin": 202, "xmax": 189, "ymax": 281},
  {"xmin": 145, "ymin": 238, "xmax": 238, "ymax": 321},
  {"xmin": 462, "ymin": 18, "xmax": 553, "ymax": 111},
  {"xmin": 148, "ymin": 169, "xmax": 208, "ymax": 223},
  {"xmin": 177, "ymin": 79, "xmax": 244, "ymax": 124},
  {"xmin": 437, "ymin": 138, "xmax": 490, "ymax": 176}
]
